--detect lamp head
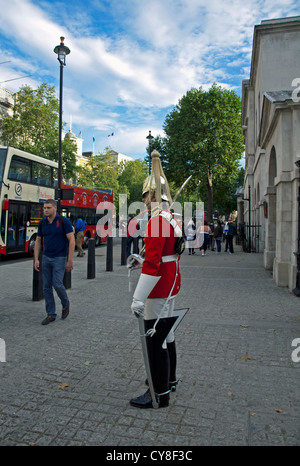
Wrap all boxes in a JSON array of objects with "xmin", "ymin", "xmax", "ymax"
[
  {"xmin": 54, "ymin": 36, "xmax": 70, "ymax": 66},
  {"xmin": 146, "ymin": 130, "xmax": 154, "ymax": 141}
]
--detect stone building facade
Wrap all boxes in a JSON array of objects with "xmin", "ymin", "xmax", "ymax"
[{"xmin": 240, "ymin": 16, "xmax": 300, "ymax": 292}]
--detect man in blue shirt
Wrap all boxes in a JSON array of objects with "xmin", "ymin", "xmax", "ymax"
[
  {"xmin": 34, "ymin": 199, "xmax": 75, "ymax": 325},
  {"xmin": 75, "ymin": 216, "xmax": 85, "ymax": 257}
]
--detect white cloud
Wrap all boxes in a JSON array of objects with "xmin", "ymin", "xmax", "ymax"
[
  {"xmin": 106, "ymin": 126, "xmax": 164, "ymax": 160},
  {"xmin": 0, "ymin": 0, "xmax": 299, "ymax": 156}
]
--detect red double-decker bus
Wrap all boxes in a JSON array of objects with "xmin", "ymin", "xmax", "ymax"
[
  {"xmin": 0, "ymin": 146, "xmax": 113, "ymax": 256},
  {"xmin": 60, "ymin": 183, "xmax": 113, "ymax": 248}
]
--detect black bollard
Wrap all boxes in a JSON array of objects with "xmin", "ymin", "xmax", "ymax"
[
  {"xmin": 106, "ymin": 236, "xmax": 113, "ymax": 271},
  {"xmin": 121, "ymin": 236, "xmax": 127, "ymax": 265},
  {"xmin": 87, "ymin": 238, "xmax": 95, "ymax": 279},
  {"xmin": 32, "ymin": 250, "xmax": 43, "ymax": 301}
]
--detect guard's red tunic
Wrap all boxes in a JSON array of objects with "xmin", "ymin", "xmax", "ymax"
[{"xmin": 142, "ymin": 213, "xmax": 181, "ymax": 299}]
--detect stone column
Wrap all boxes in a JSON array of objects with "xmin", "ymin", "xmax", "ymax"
[
  {"xmin": 273, "ymin": 174, "xmax": 293, "ymax": 287},
  {"xmin": 263, "ymin": 186, "xmax": 276, "ymax": 270}
]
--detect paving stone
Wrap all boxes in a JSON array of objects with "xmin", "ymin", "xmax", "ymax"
[{"xmin": 0, "ymin": 240, "xmax": 299, "ymax": 446}]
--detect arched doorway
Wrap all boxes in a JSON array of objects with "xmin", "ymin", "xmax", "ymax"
[{"xmin": 264, "ymin": 146, "xmax": 277, "ymax": 269}]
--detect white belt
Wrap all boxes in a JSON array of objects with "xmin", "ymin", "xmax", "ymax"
[{"xmin": 161, "ymin": 254, "xmax": 178, "ymax": 263}]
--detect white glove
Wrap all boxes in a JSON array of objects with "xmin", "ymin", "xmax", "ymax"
[
  {"xmin": 127, "ymin": 253, "xmax": 144, "ymax": 270},
  {"xmin": 131, "ymin": 298, "xmax": 145, "ymax": 318},
  {"xmin": 131, "ymin": 274, "xmax": 161, "ymax": 318}
]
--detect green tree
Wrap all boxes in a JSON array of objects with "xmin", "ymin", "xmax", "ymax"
[
  {"xmin": 144, "ymin": 134, "xmax": 167, "ymax": 175},
  {"xmin": 118, "ymin": 159, "xmax": 148, "ymax": 203},
  {"xmin": 213, "ymin": 165, "xmax": 245, "ymax": 216},
  {"xmin": 162, "ymin": 84, "xmax": 244, "ymax": 220},
  {"xmin": 78, "ymin": 152, "xmax": 119, "ymax": 190},
  {"xmin": 78, "ymin": 151, "xmax": 120, "ymax": 209},
  {"xmin": 1, "ymin": 83, "xmax": 77, "ymax": 180}
]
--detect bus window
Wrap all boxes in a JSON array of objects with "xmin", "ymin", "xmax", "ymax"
[
  {"xmin": 0, "ymin": 148, "xmax": 7, "ymax": 183},
  {"xmin": 86, "ymin": 212, "xmax": 94, "ymax": 226},
  {"xmin": 8, "ymin": 155, "xmax": 31, "ymax": 182},
  {"xmin": 52, "ymin": 167, "xmax": 58, "ymax": 189},
  {"xmin": 30, "ymin": 204, "xmax": 43, "ymax": 225},
  {"xmin": 32, "ymin": 160, "xmax": 52, "ymax": 186}
]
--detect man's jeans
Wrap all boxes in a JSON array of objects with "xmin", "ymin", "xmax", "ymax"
[{"xmin": 42, "ymin": 255, "xmax": 69, "ymax": 319}]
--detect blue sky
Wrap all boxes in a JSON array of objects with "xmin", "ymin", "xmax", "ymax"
[{"xmin": 0, "ymin": 0, "xmax": 300, "ymax": 160}]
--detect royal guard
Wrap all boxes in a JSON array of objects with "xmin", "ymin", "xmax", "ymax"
[{"xmin": 129, "ymin": 150, "xmax": 185, "ymax": 409}]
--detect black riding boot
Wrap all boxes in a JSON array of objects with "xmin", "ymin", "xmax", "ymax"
[
  {"xmin": 130, "ymin": 318, "xmax": 175, "ymax": 408},
  {"xmin": 167, "ymin": 340, "xmax": 178, "ymax": 391}
]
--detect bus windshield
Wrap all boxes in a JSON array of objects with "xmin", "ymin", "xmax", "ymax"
[{"xmin": 0, "ymin": 148, "xmax": 7, "ymax": 183}]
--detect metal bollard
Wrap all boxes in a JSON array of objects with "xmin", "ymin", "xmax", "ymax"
[
  {"xmin": 87, "ymin": 238, "xmax": 95, "ymax": 279},
  {"xmin": 106, "ymin": 236, "xmax": 113, "ymax": 271},
  {"xmin": 32, "ymin": 250, "xmax": 43, "ymax": 301},
  {"xmin": 121, "ymin": 236, "xmax": 127, "ymax": 265}
]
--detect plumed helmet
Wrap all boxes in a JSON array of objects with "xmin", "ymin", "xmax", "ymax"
[{"xmin": 142, "ymin": 150, "xmax": 172, "ymax": 204}]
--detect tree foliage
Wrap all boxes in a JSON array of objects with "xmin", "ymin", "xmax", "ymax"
[
  {"xmin": 118, "ymin": 159, "xmax": 148, "ymax": 203},
  {"xmin": 161, "ymin": 84, "xmax": 244, "ymax": 220},
  {"xmin": 1, "ymin": 83, "xmax": 77, "ymax": 180},
  {"xmin": 78, "ymin": 152, "xmax": 120, "ymax": 192}
]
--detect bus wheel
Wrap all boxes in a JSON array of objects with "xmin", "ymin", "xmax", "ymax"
[
  {"xmin": 95, "ymin": 235, "xmax": 101, "ymax": 247},
  {"xmin": 28, "ymin": 235, "xmax": 36, "ymax": 256}
]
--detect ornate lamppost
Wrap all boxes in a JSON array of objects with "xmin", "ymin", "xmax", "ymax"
[
  {"xmin": 146, "ymin": 130, "xmax": 154, "ymax": 175},
  {"xmin": 54, "ymin": 37, "xmax": 70, "ymax": 213},
  {"xmin": 293, "ymin": 160, "xmax": 300, "ymax": 297}
]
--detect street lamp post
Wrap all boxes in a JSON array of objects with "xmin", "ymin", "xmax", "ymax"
[
  {"xmin": 54, "ymin": 37, "xmax": 70, "ymax": 213},
  {"xmin": 293, "ymin": 160, "xmax": 300, "ymax": 297},
  {"xmin": 146, "ymin": 130, "xmax": 154, "ymax": 175}
]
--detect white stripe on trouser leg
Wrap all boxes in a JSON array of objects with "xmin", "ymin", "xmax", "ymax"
[{"xmin": 144, "ymin": 297, "xmax": 175, "ymax": 348}]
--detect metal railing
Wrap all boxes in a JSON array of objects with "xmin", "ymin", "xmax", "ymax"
[{"xmin": 237, "ymin": 223, "xmax": 261, "ymax": 253}]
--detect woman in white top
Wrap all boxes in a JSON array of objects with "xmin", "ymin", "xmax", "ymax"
[{"xmin": 198, "ymin": 220, "xmax": 212, "ymax": 256}]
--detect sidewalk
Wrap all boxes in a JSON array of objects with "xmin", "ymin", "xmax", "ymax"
[{"xmin": 0, "ymin": 239, "xmax": 299, "ymax": 446}]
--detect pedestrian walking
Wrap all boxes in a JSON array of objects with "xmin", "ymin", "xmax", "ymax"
[
  {"xmin": 34, "ymin": 199, "xmax": 75, "ymax": 325},
  {"xmin": 209, "ymin": 221, "xmax": 215, "ymax": 250},
  {"xmin": 198, "ymin": 220, "xmax": 211, "ymax": 256},
  {"xmin": 127, "ymin": 213, "xmax": 139, "ymax": 257},
  {"xmin": 213, "ymin": 220, "xmax": 223, "ymax": 253},
  {"xmin": 223, "ymin": 220, "xmax": 228, "ymax": 244},
  {"xmin": 225, "ymin": 218, "xmax": 235, "ymax": 254},
  {"xmin": 129, "ymin": 150, "xmax": 183, "ymax": 409},
  {"xmin": 75, "ymin": 215, "xmax": 85, "ymax": 257},
  {"xmin": 186, "ymin": 217, "xmax": 196, "ymax": 255}
]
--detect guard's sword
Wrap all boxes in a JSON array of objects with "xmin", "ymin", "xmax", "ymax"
[
  {"xmin": 170, "ymin": 175, "xmax": 192, "ymax": 206},
  {"xmin": 138, "ymin": 308, "xmax": 189, "ymax": 409}
]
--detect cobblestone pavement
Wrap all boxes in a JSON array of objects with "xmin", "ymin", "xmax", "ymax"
[{"xmin": 0, "ymin": 239, "xmax": 299, "ymax": 447}]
